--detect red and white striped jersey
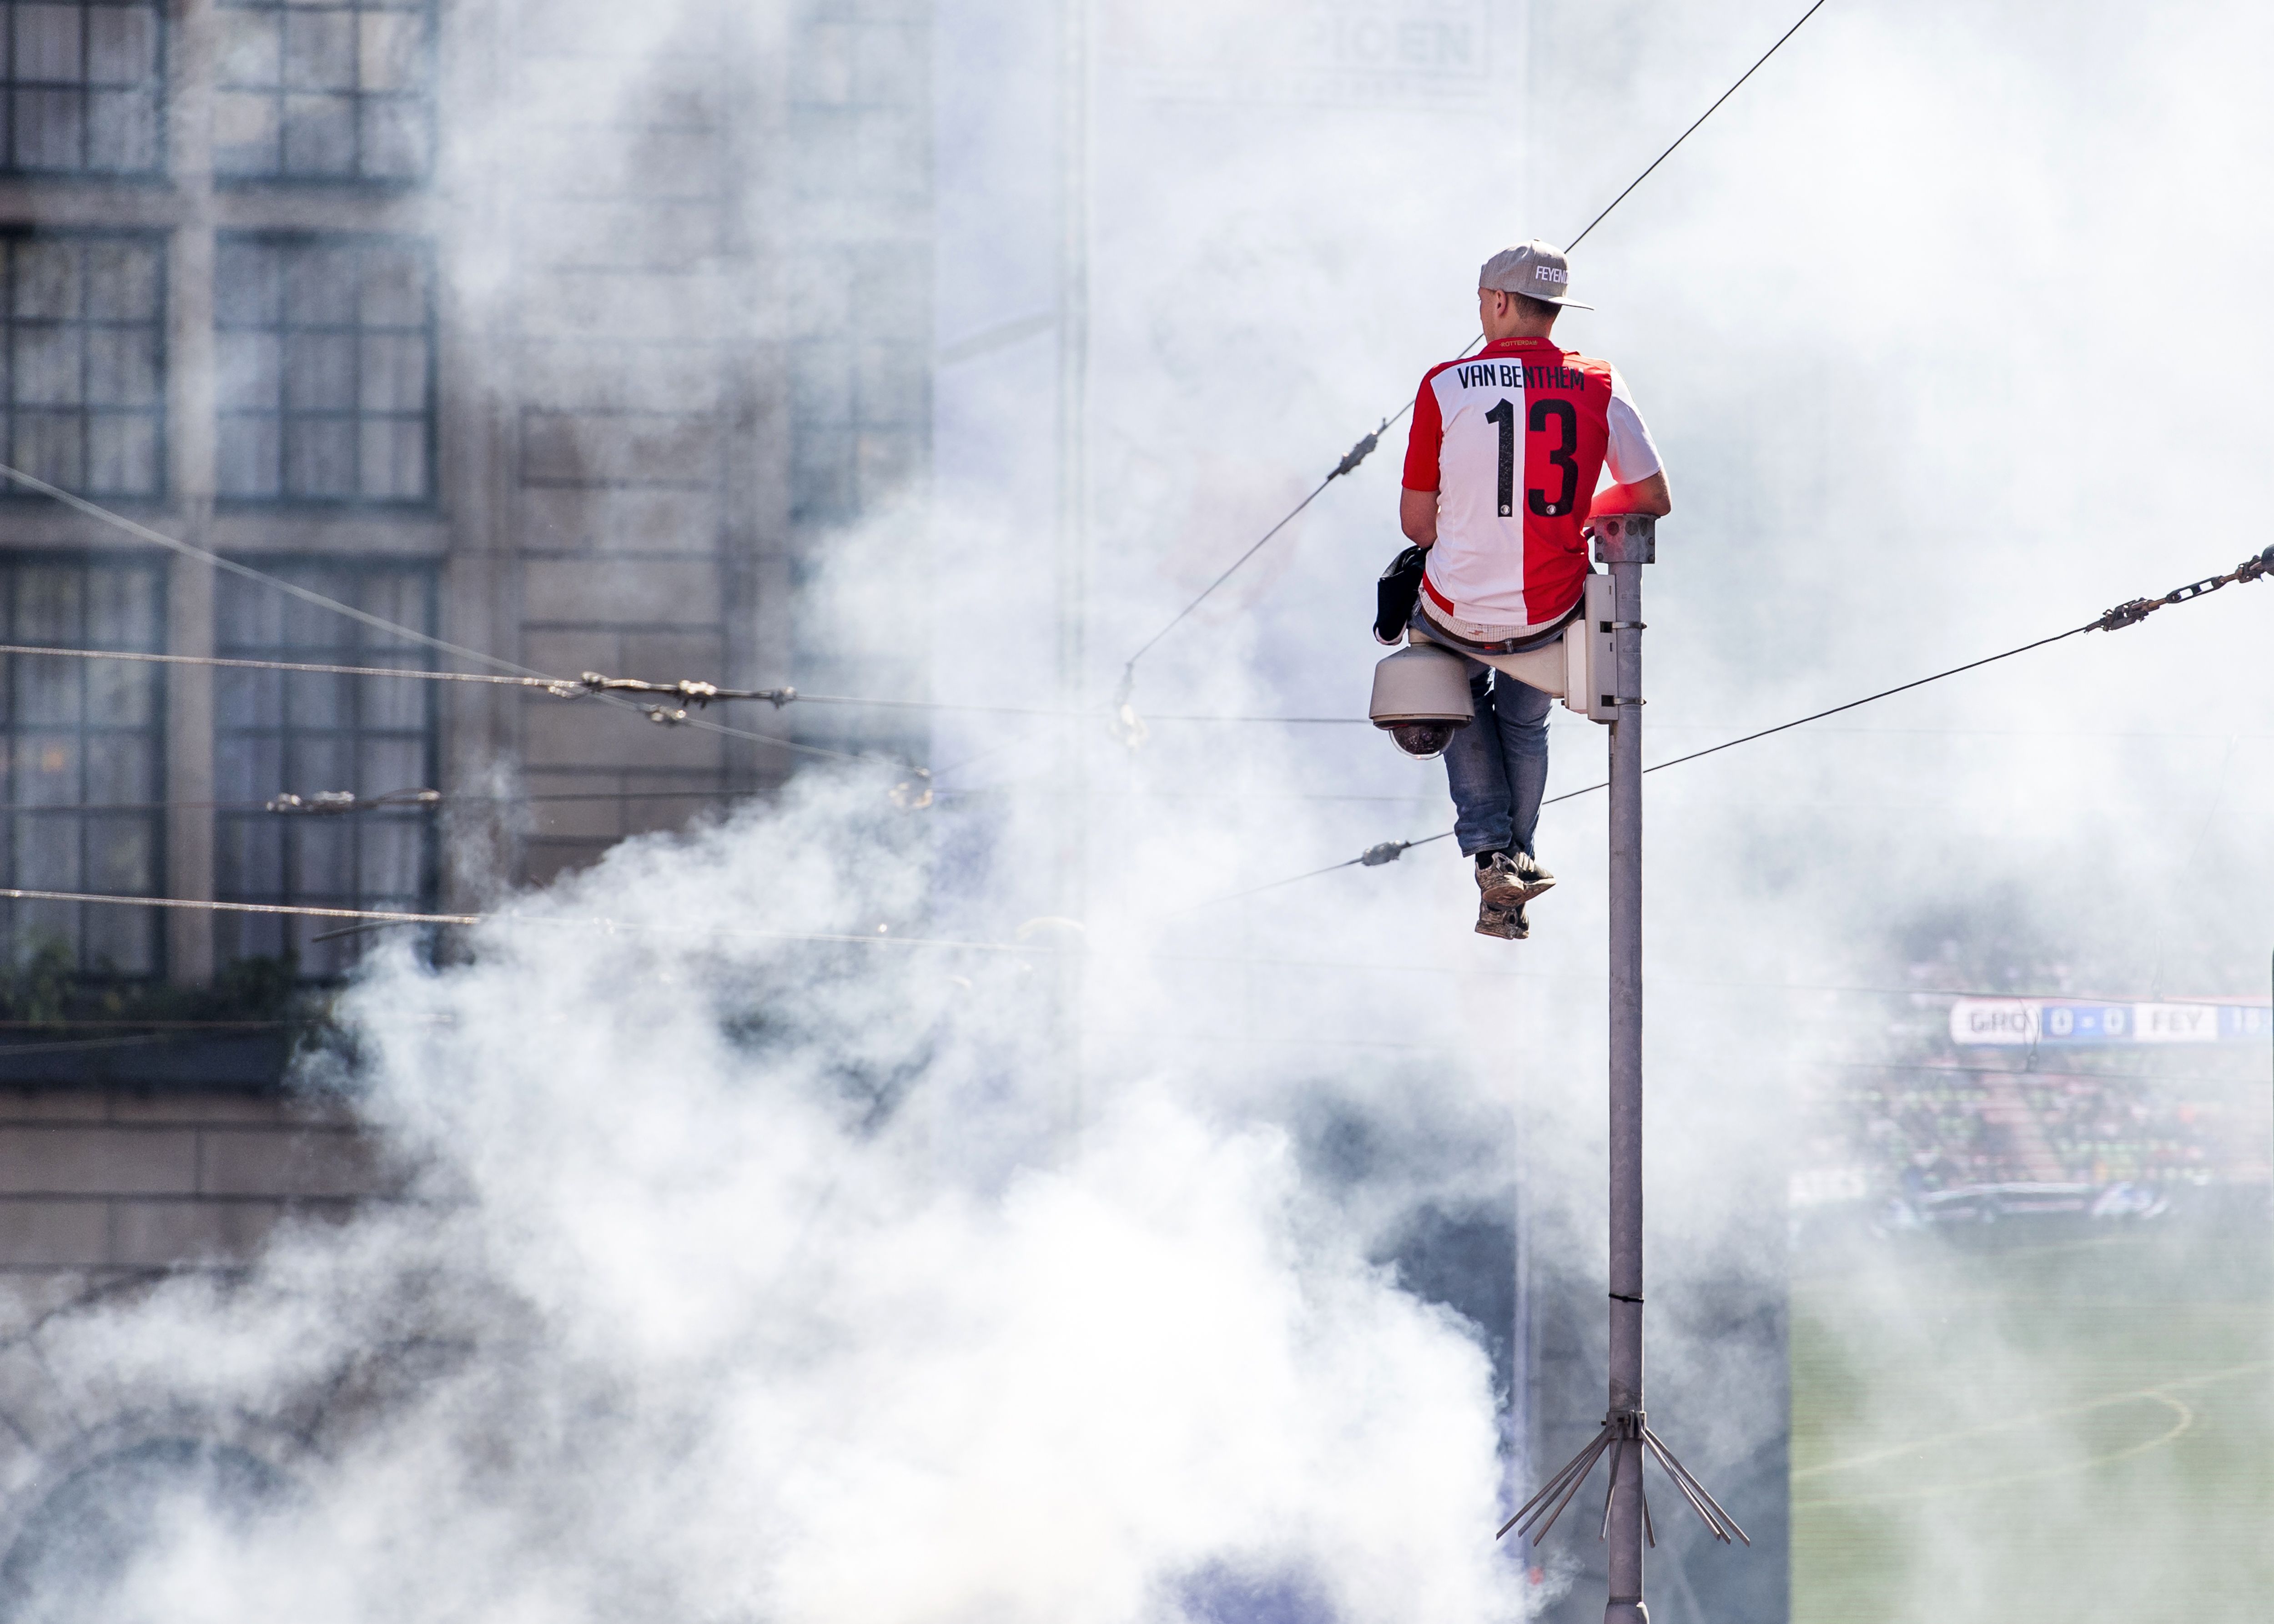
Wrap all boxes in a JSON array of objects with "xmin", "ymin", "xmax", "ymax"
[{"xmin": 1401, "ymin": 336, "xmax": 1661, "ymax": 629}]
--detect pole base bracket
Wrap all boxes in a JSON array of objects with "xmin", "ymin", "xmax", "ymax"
[{"xmin": 1498, "ymin": 1409, "xmax": 1749, "ymax": 1550}]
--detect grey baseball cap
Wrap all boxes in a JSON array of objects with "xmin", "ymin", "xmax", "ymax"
[{"xmin": 1479, "ymin": 240, "xmax": 1593, "ymax": 310}]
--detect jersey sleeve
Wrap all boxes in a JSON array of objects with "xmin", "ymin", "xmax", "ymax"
[
  {"xmin": 1400, "ymin": 372, "xmax": 1443, "ymax": 491},
  {"xmin": 1603, "ymin": 365, "xmax": 1663, "ymax": 485}
]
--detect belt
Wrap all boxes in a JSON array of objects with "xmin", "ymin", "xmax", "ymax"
[{"xmin": 1416, "ymin": 586, "xmax": 1585, "ymax": 657}]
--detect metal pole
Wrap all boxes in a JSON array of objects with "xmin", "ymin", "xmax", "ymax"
[{"xmin": 1596, "ymin": 513, "xmax": 1655, "ymax": 1624}]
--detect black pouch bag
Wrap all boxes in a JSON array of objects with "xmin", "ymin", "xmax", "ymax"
[{"xmin": 1374, "ymin": 545, "xmax": 1428, "ymax": 644}]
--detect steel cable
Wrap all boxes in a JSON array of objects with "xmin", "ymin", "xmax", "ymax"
[
  {"xmin": 1167, "ymin": 547, "xmax": 2274, "ymax": 915},
  {"xmin": 1111, "ymin": 0, "xmax": 1836, "ymax": 701}
]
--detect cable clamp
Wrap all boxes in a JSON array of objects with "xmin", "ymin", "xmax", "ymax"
[
  {"xmin": 1330, "ymin": 421, "xmax": 1386, "ymax": 480},
  {"xmin": 2092, "ymin": 598, "xmax": 2157, "ymax": 633},
  {"xmin": 267, "ymin": 790, "xmax": 358, "ymax": 815},
  {"xmin": 890, "ymin": 767, "xmax": 933, "ymax": 810},
  {"xmin": 1609, "ymin": 1291, "xmax": 1644, "ymax": 1304}
]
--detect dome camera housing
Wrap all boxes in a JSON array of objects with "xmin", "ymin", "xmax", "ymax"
[
  {"xmin": 1388, "ymin": 721, "xmax": 1458, "ymax": 759},
  {"xmin": 1369, "ymin": 643, "xmax": 1473, "ymax": 760}
]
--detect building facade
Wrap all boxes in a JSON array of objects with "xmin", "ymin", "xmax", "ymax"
[{"xmin": 0, "ymin": 0, "xmax": 931, "ymax": 1235}]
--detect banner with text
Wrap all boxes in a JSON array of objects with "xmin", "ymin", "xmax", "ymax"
[{"xmin": 1949, "ymin": 999, "xmax": 2274, "ymax": 1047}]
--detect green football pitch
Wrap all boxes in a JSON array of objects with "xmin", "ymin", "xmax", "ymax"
[{"xmin": 1791, "ymin": 1215, "xmax": 2274, "ymax": 1622}]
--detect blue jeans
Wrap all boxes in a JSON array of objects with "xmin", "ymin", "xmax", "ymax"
[{"xmin": 1442, "ymin": 660, "xmax": 1550, "ymax": 859}]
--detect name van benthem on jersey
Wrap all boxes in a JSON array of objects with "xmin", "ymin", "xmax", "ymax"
[{"xmin": 1452, "ymin": 362, "xmax": 1591, "ymax": 392}]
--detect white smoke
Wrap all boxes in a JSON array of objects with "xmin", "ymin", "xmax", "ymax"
[
  {"xmin": 15, "ymin": 771, "xmax": 1527, "ymax": 1623},
  {"xmin": 11, "ymin": 0, "xmax": 2274, "ymax": 1619}
]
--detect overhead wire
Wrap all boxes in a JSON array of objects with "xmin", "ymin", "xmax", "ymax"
[
  {"xmin": 0, "ymin": 463, "xmax": 912, "ymax": 776},
  {"xmin": 1560, "ymin": 0, "xmax": 1832, "ymax": 255},
  {"xmin": 1166, "ymin": 547, "xmax": 2274, "ymax": 914},
  {"xmin": 0, "ymin": 4, "xmax": 1847, "ymax": 818},
  {"xmin": 13, "ymin": 542, "xmax": 2256, "ymax": 837},
  {"xmin": 0, "ymin": 787, "xmax": 785, "ymax": 816},
  {"xmin": 0, "ymin": 885, "xmax": 1041, "ymax": 955},
  {"xmin": 0, "ymin": 639, "xmax": 1380, "ymax": 732},
  {"xmin": 1108, "ymin": 0, "xmax": 1836, "ymax": 707}
]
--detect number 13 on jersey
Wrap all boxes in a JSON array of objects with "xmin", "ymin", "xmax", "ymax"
[{"xmin": 1484, "ymin": 396, "xmax": 1580, "ymax": 520}]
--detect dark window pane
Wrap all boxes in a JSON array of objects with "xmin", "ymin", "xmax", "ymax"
[
  {"xmin": 285, "ymin": 672, "xmax": 347, "ymax": 731},
  {"xmin": 216, "ymin": 11, "xmax": 280, "ymax": 85},
  {"xmin": 213, "ymin": 668, "xmax": 279, "ymax": 731},
  {"xmin": 216, "ymin": 333, "xmax": 280, "ymax": 414},
  {"xmin": 84, "ymin": 734, "xmax": 155, "ymax": 803},
  {"xmin": 86, "ymin": 326, "xmax": 160, "ymax": 405},
  {"xmin": 357, "ymin": 417, "xmax": 423, "ymax": 501},
  {"xmin": 356, "ymin": 737, "xmax": 418, "ymax": 789},
  {"xmin": 215, "ymin": 242, "xmax": 282, "ymax": 326},
  {"xmin": 282, "ymin": 11, "xmax": 353, "ymax": 91},
  {"xmin": 85, "ymin": 410, "xmax": 158, "ymax": 495},
  {"xmin": 14, "ymin": 8, "xmax": 84, "ymax": 81},
  {"xmin": 217, "ymin": 234, "xmax": 433, "ymax": 506},
  {"xmin": 16, "ymin": 661, "xmax": 75, "ymax": 722},
  {"xmin": 212, "ymin": 558, "xmax": 438, "ymax": 974},
  {"xmin": 0, "ymin": 554, "xmax": 164, "ymax": 974},
  {"xmin": 356, "ymin": 333, "xmax": 423, "ymax": 411},
  {"xmin": 13, "ymin": 241, "xmax": 78, "ymax": 318},
  {"xmin": 14, "ymin": 411, "xmax": 84, "ymax": 487},
  {"xmin": 12, "ymin": 87, "xmax": 83, "ymax": 167},
  {"xmin": 357, "ymin": 10, "xmax": 419, "ymax": 90},
  {"xmin": 284, "ymin": 416, "xmax": 354, "ymax": 497},
  {"xmin": 291, "ymin": 733, "xmax": 351, "ymax": 791},
  {"xmin": 0, "ymin": 231, "xmax": 166, "ymax": 499},
  {"xmin": 84, "ymin": 564, "xmax": 154, "ymax": 650},
  {"xmin": 83, "ymin": 240, "xmax": 160, "ymax": 321},
  {"xmin": 284, "ymin": 330, "xmax": 354, "ymax": 410},
  {"xmin": 216, "ymin": 1, "xmax": 432, "ymax": 181},
  {"xmin": 14, "ymin": 324, "xmax": 82, "ymax": 405},
  {"xmin": 357, "ymin": 93, "xmax": 423, "ymax": 176},
  {"xmin": 213, "ymin": 89, "xmax": 279, "ymax": 174},
  {"xmin": 282, "ymin": 245, "xmax": 357, "ymax": 325},
  {"xmin": 15, "ymin": 809, "xmax": 77, "ymax": 885},
  {"xmin": 2, "ymin": 3, "xmax": 164, "ymax": 176},
  {"xmin": 357, "ymin": 246, "xmax": 426, "ymax": 326},
  {"xmin": 217, "ymin": 414, "xmax": 282, "ymax": 498},
  {"xmin": 357, "ymin": 817, "xmax": 418, "ymax": 894},
  {"xmin": 85, "ymin": 86, "xmax": 155, "ymax": 169},
  {"xmin": 281, "ymin": 91, "xmax": 353, "ymax": 173},
  {"xmin": 86, "ymin": 7, "xmax": 158, "ymax": 83}
]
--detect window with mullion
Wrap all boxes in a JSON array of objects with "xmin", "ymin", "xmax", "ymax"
[
  {"xmin": 215, "ymin": 232, "xmax": 433, "ymax": 505},
  {"xmin": 214, "ymin": 0, "xmax": 432, "ymax": 183},
  {"xmin": 0, "ymin": 0, "xmax": 165, "ymax": 177},
  {"xmin": 2, "ymin": 231, "xmax": 166, "ymax": 500},
  {"xmin": 0, "ymin": 552, "xmax": 164, "ymax": 977},
  {"xmin": 212, "ymin": 560, "xmax": 438, "ymax": 978}
]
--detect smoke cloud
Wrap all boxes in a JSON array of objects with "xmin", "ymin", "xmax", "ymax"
[{"xmin": 10, "ymin": 0, "xmax": 2274, "ymax": 1620}]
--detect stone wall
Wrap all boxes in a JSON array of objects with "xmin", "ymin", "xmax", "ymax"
[{"xmin": 0, "ymin": 1090, "xmax": 400, "ymax": 1274}]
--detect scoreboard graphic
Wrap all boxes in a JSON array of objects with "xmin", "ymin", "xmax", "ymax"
[{"xmin": 1950, "ymin": 999, "xmax": 2274, "ymax": 1046}]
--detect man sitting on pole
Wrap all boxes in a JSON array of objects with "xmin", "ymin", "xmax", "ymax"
[{"xmin": 1399, "ymin": 241, "xmax": 1672, "ymax": 940}]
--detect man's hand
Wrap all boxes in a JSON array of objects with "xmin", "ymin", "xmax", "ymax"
[
  {"xmin": 1586, "ymin": 470, "xmax": 1672, "ymax": 520},
  {"xmin": 1400, "ymin": 486, "xmax": 1438, "ymax": 546}
]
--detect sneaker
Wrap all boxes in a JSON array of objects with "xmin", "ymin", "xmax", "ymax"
[
  {"xmin": 1475, "ymin": 849, "xmax": 1556, "ymax": 910},
  {"xmin": 1476, "ymin": 897, "xmax": 1529, "ymax": 940}
]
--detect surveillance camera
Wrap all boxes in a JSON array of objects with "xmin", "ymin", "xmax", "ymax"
[
  {"xmin": 1389, "ymin": 721, "xmax": 1457, "ymax": 759},
  {"xmin": 1369, "ymin": 643, "xmax": 1474, "ymax": 760}
]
